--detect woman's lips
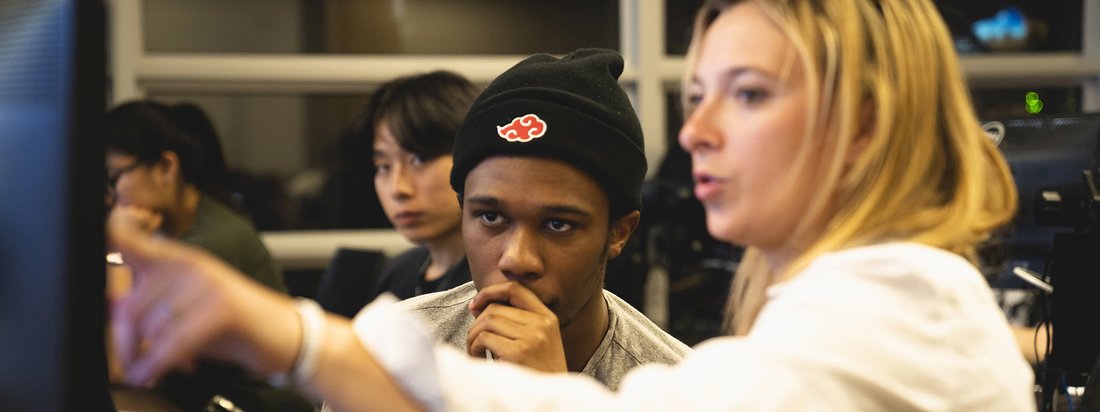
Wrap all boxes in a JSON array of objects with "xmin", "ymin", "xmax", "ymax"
[{"xmin": 693, "ymin": 172, "xmax": 723, "ymax": 202}]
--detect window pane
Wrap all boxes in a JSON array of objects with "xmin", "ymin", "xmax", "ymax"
[
  {"xmin": 664, "ymin": 1, "xmax": 1084, "ymax": 55},
  {"xmin": 665, "ymin": 0, "xmax": 704, "ymax": 55},
  {"xmin": 144, "ymin": 0, "xmax": 619, "ymax": 55},
  {"xmin": 145, "ymin": 93, "xmax": 390, "ymax": 231}
]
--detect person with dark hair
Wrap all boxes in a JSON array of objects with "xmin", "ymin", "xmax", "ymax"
[
  {"xmin": 392, "ymin": 50, "xmax": 689, "ymax": 389},
  {"xmin": 356, "ymin": 71, "xmax": 480, "ymax": 300},
  {"xmin": 105, "ymin": 100, "xmax": 311, "ymax": 411},
  {"xmin": 106, "ymin": 101, "xmax": 284, "ymax": 291}
]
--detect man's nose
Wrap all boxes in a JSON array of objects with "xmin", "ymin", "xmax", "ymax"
[{"xmin": 497, "ymin": 226, "xmax": 544, "ymax": 281}]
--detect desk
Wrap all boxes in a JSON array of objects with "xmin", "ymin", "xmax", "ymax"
[{"xmin": 111, "ymin": 388, "xmax": 184, "ymax": 412}]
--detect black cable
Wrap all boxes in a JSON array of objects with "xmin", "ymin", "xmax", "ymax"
[
  {"xmin": 1042, "ymin": 257, "xmax": 1054, "ymax": 362},
  {"xmin": 1037, "ymin": 256, "xmax": 1060, "ymax": 412}
]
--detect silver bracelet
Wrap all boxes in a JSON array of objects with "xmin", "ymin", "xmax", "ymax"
[{"xmin": 269, "ymin": 298, "xmax": 326, "ymax": 387}]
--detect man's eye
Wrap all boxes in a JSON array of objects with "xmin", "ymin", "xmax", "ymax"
[
  {"xmin": 374, "ymin": 163, "xmax": 391, "ymax": 174},
  {"xmin": 478, "ymin": 212, "xmax": 505, "ymax": 226},
  {"xmin": 546, "ymin": 219, "xmax": 574, "ymax": 233}
]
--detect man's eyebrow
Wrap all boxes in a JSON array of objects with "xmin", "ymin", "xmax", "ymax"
[
  {"xmin": 465, "ymin": 196, "xmax": 500, "ymax": 207},
  {"xmin": 543, "ymin": 204, "xmax": 592, "ymax": 218},
  {"xmin": 465, "ymin": 196, "xmax": 593, "ymax": 217}
]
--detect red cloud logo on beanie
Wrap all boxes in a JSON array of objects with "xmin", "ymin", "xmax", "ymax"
[{"xmin": 496, "ymin": 114, "xmax": 547, "ymax": 142}]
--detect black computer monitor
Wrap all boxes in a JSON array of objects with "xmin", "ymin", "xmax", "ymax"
[
  {"xmin": 991, "ymin": 113, "xmax": 1100, "ymax": 272},
  {"xmin": 0, "ymin": 1, "xmax": 111, "ymax": 410},
  {"xmin": 993, "ymin": 114, "xmax": 1100, "ymax": 395}
]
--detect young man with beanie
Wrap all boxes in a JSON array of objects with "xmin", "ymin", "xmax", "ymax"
[{"xmin": 397, "ymin": 48, "xmax": 690, "ymax": 390}]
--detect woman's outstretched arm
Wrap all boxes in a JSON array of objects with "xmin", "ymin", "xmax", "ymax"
[{"xmin": 107, "ymin": 216, "xmax": 423, "ymax": 411}]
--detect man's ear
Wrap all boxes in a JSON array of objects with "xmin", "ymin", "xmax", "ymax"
[{"xmin": 607, "ymin": 210, "xmax": 641, "ymax": 259}]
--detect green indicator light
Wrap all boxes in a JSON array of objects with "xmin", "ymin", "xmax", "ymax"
[{"xmin": 1026, "ymin": 91, "xmax": 1043, "ymax": 114}]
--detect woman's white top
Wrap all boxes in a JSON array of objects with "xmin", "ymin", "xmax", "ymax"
[{"xmin": 353, "ymin": 242, "xmax": 1036, "ymax": 411}]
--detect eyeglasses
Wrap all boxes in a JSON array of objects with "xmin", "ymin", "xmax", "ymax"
[{"xmin": 105, "ymin": 161, "xmax": 145, "ymax": 205}]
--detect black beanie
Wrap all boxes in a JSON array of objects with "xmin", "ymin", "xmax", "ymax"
[{"xmin": 450, "ymin": 48, "xmax": 647, "ymax": 218}]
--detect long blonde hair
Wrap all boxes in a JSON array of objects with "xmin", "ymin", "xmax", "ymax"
[{"xmin": 683, "ymin": 0, "xmax": 1018, "ymax": 335}]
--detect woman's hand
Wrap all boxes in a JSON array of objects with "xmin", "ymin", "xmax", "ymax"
[
  {"xmin": 107, "ymin": 221, "xmax": 301, "ymax": 387},
  {"xmin": 106, "ymin": 222, "xmax": 425, "ymax": 411}
]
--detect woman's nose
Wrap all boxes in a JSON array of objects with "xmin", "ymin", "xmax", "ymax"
[{"xmin": 678, "ymin": 100, "xmax": 722, "ymax": 154}]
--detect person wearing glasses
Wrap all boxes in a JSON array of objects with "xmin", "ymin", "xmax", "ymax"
[
  {"xmin": 105, "ymin": 100, "xmax": 311, "ymax": 412},
  {"xmin": 105, "ymin": 101, "xmax": 284, "ymax": 294}
]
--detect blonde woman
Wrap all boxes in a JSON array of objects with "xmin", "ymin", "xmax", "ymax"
[{"xmin": 107, "ymin": 0, "xmax": 1035, "ymax": 410}]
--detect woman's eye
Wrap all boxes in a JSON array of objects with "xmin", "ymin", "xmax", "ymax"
[
  {"xmin": 374, "ymin": 163, "xmax": 391, "ymax": 174},
  {"xmin": 686, "ymin": 93, "xmax": 704, "ymax": 108},
  {"xmin": 410, "ymin": 155, "xmax": 424, "ymax": 166},
  {"xmin": 735, "ymin": 88, "xmax": 768, "ymax": 105},
  {"xmin": 546, "ymin": 219, "xmax": 574, "ymax": 233}
]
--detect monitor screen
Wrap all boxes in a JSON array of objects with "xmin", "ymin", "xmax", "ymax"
[
  {"xmin": 0, "ymin": 0, "xmax": 111, "ymax": 410},
  {"xmin": 990, "ymin": 114, "xmax": 1100, "ymax": 272}
]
